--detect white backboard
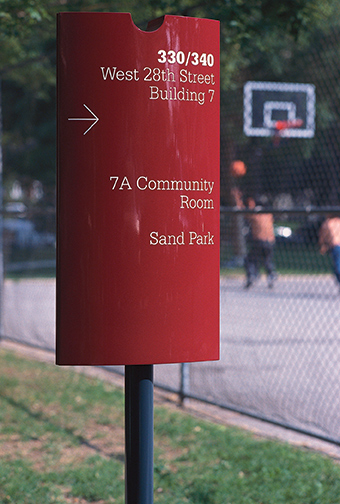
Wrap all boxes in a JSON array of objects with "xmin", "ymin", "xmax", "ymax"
[{"xmin": 243, "ymin": 81, "xmax": 315, "ymax": 138}]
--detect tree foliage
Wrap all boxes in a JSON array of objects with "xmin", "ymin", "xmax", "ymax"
[{"xmin": 0, "ymin": 0, "xmax": 338, "ymax": 190}]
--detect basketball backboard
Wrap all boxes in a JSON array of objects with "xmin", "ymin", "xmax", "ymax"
[{"xmin": 243, "ymin": 81, "xmax": 315, "ymax": 138}]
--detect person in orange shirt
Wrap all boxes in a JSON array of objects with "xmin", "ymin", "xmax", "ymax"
[
  {"xmin": 319, "ymin": 214, "xmax": 340, "ymax": 287},
  {"xmin": 244, "ymin": 195, "xmax": 277, "ymax": 289}
]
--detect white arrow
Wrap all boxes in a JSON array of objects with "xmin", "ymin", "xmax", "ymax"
[{"xmin": 68, "ymin": 104, "xmax": 99, "ymax": 135}]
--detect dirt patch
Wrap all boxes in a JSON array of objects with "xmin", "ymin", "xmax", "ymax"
[
  {"xmin": 0, "ymin": 420, "xmax": 125, "ymax": 472},
  {"xmin": 0, "ymin": 436, "xmax": 44, "ymax": 464}
]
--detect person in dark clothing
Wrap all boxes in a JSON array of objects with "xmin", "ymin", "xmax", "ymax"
[{"xmin": 243, "ymin": 196, "xmax": 277, "ymax": 289}]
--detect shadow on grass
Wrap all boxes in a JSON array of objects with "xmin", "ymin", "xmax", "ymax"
[{"xmin": 0, "ymin": 391, "xmax": 125, "ymax": 464}]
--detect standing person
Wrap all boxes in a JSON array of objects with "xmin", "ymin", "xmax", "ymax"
[
  {"xmin": 244, "ymin": 195, "xmax": 277, "ymax": 289},
  {"xmin": 228, "ymin": 161, "xmax": 247, "ymax": 267},
  {"xmin": 319, "ymin": 214, "xmax": 340, "ymax": 288}
]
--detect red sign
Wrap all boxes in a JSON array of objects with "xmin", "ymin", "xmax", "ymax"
[{"xmin": 56, "ymin": 13, "xmax": 220, "ymax": 365}]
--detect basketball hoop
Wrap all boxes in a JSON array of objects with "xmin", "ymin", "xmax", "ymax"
[
  {"xmin": 273, "ymin": 118, "xmax": 304, "ymax": 146},
  {"xmin": 275, "ymin": 119, "xmax": 304, "ymax": 131},
  {"xmin": 243, "ymin": 81, "xmax": 315, "ymax": 139}
]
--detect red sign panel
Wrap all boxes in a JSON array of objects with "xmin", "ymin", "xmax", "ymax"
[{"xmin": 57, "ymin": 13, "xmax": 220, "ymax": 365}]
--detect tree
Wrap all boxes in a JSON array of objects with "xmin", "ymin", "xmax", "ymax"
[
  {"xmin": 0, "ymin": 0, "xmax": 337, "ymax": 195},
  {"xmin": 0, "ymin": 0, "xmax": 55, "ymax": 193},
  {"xmin": 217, "ymin": 0, "xmax": 340, "ymax": 204}
]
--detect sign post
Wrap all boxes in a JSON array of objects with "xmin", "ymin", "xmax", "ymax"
[
  {"xmin": 125, "ymin": 365, "xmax": 154, "ymax": 503},
  {"xmin": 57, "ymin": 13, "xmax": 220, "ymax": 503}
]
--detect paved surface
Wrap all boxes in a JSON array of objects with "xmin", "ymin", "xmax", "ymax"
[
  {"xmin": 3, "ymin": 278, "xmax": 56, "ymax": 351},
  {"xmin": 2, "ymin": 275, "xmax": 340, "ymax": 450},
  {"xmin": 216, "ymin": 274, "xmax": 340, "ymax": 441}
]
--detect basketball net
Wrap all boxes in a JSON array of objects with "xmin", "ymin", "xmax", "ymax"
[{"xmin": 273, "ymin": 119, "xmax": 304, "ymax": 146}]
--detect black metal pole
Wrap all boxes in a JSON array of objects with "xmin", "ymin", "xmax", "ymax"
[{"xmin": 125, "ymin": 365, "xmax": 154, "ymax": 504}]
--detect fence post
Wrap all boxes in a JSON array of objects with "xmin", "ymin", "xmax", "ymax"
[
  {"xmin": 180, "ymin": 363, "xmax": 190, "ymax": 405},
  {"xmin": 0, "ymin": 80, "xmax": 4, "ymax": 342}
]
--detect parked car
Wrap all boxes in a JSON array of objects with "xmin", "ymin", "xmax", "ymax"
[
  {"xmin": 274, "ymin": 225, "xmax": 293, "ymax": 242},
  {"xmin": 4, "ymin": 218, "xmax": 55, "ymax": 249},
  {"xmin": 290, "ymin": 219, "xmax": 323, "ymax": 245}
]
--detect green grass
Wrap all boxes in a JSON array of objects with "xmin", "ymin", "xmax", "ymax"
[
  {"xmin": 221, "ymin": 242, "xmax": 332, "ymax": 275},
  {"xmin": 274, "ymin": 243, "xmax": 331, "ymax": 274},
  {"xmin": 5, "ymin": 246, "xmax": 56, "ymax": 279},
  {"xmin": 1, "ymin": 349, "xmax": 340, "ymax": 504},
  {"xmin": 4, "ymin": 242, "xmax": 332, "ymax": 279}
]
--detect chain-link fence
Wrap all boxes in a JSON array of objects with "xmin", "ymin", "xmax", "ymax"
[
  {"xmin": 2, "ymin": 198, "xmax": 56, "ymax": 350},
  {"xmin": 212, "ymin": 18, "xmax": 340, "ymax": 443},
  {"xmin": 2, "ymin": 16, "xmax": 340, "ymax": 445}
]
